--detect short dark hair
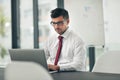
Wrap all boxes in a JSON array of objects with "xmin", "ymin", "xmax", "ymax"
[{"xmin": 50, "ymin": 8, "xmax": 69, "ymax": 20}]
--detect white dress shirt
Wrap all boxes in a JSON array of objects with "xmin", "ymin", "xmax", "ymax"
[{"xmin": 44, "ymin": 28, "xmax": 86, "ymax": 71}]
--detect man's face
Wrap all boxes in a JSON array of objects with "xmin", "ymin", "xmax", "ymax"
[{"xmin": 50, "ymin": 16, "xmax": 69, "ymax": 35}]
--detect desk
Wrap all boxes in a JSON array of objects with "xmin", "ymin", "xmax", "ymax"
[
  {"xmin": 1, "ymin": 68, "xmax": 120, "ymax": 80},
  {"xmin": 52, "ymin": 71, "xmax": 120, "ymax": 80}
]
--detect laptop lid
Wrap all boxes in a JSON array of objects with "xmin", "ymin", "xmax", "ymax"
[{"xmin": 9, "ymin": 49, "xmax": 48, "ymax": 70}]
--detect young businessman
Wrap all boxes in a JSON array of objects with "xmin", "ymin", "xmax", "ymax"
[{"xmin": 44, "ymin": 8, "xmax": 86, "ymax": 71}]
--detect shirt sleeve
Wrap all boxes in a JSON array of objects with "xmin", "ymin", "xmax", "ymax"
[{"xmin": 59, "ymin": 39, "xmax": 86, "ymax": 71}]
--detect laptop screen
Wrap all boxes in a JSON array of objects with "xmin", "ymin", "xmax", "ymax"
[{"xmin": 9, "ymin": 49, "xmax": 48, "ymax": 70}]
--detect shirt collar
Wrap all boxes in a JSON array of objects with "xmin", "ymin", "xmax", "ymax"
[{"xmin": 57, "ymin": 27, "xmax": 71, "ymax": 39}]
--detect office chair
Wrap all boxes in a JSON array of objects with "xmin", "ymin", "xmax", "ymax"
[
  {"xmin": 92, "ymin": 51, "xmax": 120, "ymax": 74},
  {"xmin": 5, "ymin": 61, "xmax": 54, "ymax": 80}
]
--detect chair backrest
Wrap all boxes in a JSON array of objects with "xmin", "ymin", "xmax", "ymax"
[
  {"xmin": 92, "ymin": 51, "xmax": 120, "ymax": 74},
  {"xmin": 5, "ymin": 61, "xmax": 54, "ymax": 80}
]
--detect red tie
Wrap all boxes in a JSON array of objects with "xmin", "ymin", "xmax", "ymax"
[{"xmin": 54, "ymin": 36, "xmax": 63, "ymax": 65}]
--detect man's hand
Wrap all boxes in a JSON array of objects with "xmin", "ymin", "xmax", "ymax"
[{"xmin": 48, "ymin": 64, "xmax": 60, "ymax": 71}]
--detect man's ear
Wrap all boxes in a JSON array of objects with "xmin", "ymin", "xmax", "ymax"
[{"xmin": 66, "ymin": 19, "xmax": 70, "ymax": 25}]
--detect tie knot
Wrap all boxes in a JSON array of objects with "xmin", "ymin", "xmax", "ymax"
[{"xmin": 58, "ymin": 36, "xmax": 63, "ymax": 40}]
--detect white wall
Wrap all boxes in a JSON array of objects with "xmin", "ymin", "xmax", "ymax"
[
  {"xmin": 103, "ymin": 0, "xmax": 120, "ymax": 50},
  {"xmin": 65, "ymin": 0, "xmax": 105, "ymax": 46}
]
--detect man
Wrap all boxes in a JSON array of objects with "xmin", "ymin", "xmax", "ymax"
[{"xmin": 44, "ymin": 8, "xmax": 86, "ymax": 71}]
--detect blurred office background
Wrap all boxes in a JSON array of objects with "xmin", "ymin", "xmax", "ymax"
[{"xmin": 0, "ymin": 0, "xmax": 120, "ymax": 71}]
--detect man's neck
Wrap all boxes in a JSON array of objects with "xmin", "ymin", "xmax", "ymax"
[{"xmin": 60, "ymin": 27, "xmax": 69, "ymax": 35}]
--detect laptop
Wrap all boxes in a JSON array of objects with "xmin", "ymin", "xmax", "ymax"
[{"xmin": 9, "ymin": 49, "xmax": 49, "ymax": 71}]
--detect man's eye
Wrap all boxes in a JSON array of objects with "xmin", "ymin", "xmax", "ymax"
[{"xmin": 57, "ymin": 22, "xmax": 63, "ymax": 24}]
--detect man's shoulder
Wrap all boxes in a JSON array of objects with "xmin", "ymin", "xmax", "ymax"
[
  {"xmin": 70, "ymin": 30, "xmax": 82, "ymax": 39},
  {"xmin": 48, "ymin": 34, "xmax": 57, "ymax": 40},
  {"xmin": 69, "ymin": 30, "xmax": 85, "ymax": 43}
]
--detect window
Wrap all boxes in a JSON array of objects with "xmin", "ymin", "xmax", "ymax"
[
  {"xmin": 0, "ymin": 0, "xmax": 11, "ymax": 66},
  {"xmin": 38, "ymin": 0, "xmax": 57, "ymax": 48},
  {"xmin": 20, "ymin": 0, "xmax": 34, "ymax": 48}
]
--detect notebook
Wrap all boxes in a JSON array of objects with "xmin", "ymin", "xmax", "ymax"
[{"xmin": 9, "ymin": 49, "xmax": 49, "ymax": 71}]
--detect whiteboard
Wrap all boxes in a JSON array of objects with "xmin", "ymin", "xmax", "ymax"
[{"xmin": 65, "ymin": 0, "xmax": 105, "ymax": 46}]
